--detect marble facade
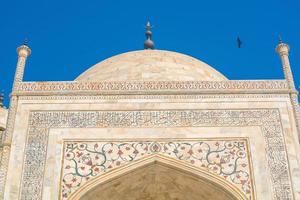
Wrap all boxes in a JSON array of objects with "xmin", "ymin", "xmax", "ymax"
[{"xmin": 0, "ymin": 43, "xmax": 299, "ymax": 200}]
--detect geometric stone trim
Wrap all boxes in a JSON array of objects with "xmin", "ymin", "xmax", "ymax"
[
  {"xmin": 14, "ymin": 80, "xmax": 288, "ymax": 95},
  {"xmin": 17, "ymin": 93, "xmax": 290, "ymax": 101},
  {"xmin": 62, "ymin": 139, "xmax": 252, "ymax": 199},
  {"xmin": 21, "ymin": 109, "xmax": 293, "ymax": 200}
]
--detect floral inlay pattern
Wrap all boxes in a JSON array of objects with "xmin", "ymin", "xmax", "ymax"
[{"xmin": 62, "ymin": 140, "xmax": 252, "ymax": 199}]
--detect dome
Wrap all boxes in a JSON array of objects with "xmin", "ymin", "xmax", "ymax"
[{"xmin": 75, "ymin": 50, "xmax": 227, "ymax": 81}]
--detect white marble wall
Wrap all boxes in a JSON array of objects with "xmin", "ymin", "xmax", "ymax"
[
  {"xmin": 3, "ymin": 94, "xmax": 300, "ymax": 200},
  {"xmin": 0, "ymin": 107, "xmax": 7, "ymax": 129}
]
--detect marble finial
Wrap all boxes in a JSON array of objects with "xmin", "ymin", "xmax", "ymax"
[
  {"xmin": 23, "ymin": 38, "xmax": 29, "ymax": 46},
  {"xmin": 144, "ymin": 21, "xmax": 154, "ymax": 50},
  {"xmin": 278, "ymin": 35, "xmax": 283, "ymax": 44}
]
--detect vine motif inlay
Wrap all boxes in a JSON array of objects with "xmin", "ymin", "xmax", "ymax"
[
  {"xmin": 62, "ymin": 140, "xmax": 252, "ymax": 199},
  {"xmin": 21, "ymin": 109, "xmax": 292, "ymax": 200}
]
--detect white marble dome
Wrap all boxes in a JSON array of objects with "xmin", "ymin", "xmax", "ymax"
[{"xmin": 75, "ymin": 50, "xmax": 227, "ymax": 81}]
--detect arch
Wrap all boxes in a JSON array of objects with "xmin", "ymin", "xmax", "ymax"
[{"xmin": 68, "ymin": 154, "xmax": 247, "ymax": 200}]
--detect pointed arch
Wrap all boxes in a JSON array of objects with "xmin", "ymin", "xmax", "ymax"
[{"xmin": 68, "ymin": 154, "xmax": 248, "ymax": 200}]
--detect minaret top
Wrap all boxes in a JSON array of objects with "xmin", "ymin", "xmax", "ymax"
[
  {"xmin": 276, "ymin": 36, "xmax": 290, "ymax": 56},
  {"xmin": 17, "ymin": 39, "xmax": 31, "ymax": 57},
  {"xmin": 144, "ymin": 21, "xmax": 155, "ymax": 50}
]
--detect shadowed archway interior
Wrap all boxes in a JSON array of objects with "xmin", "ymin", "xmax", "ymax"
[{"xmin": 79, "ymin": 162, "xmax": 239, "ymax": 200}]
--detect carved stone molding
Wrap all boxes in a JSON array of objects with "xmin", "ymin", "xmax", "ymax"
[
  {"xmin": 17, "ymin": 94, "xmax": 290, "ymax": 101},
  {"xmin": 13, "ymin": 80, "xmax": 289, "ymax": 95},
  {"xmin": 20, "ymin": 109, "xmax": 292, "ymax": 200}
]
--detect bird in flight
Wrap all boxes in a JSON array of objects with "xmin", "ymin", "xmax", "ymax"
[{"xmin": 237, "ymin": 37, "xmax": 242, "ymax": 48}]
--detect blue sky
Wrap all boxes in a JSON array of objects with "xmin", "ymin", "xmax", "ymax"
[{"xmin": 1, "ymin": 0, "xmax": 299, "ymax": 106}]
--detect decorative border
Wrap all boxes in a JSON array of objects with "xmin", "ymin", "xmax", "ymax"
[
  {"xmin": 21, "ymin": 109, "xmax": 293, "ymax": 200},
  {"xmin": 17, "ymin": 93, "xmax": 290, "ymax": 101},
  {"xmin": 61, "ymin": 139, "xmax": 253, "ymax": 199},
  {"xmin": 13, "ymin": 80, "xmax": 288, "ymax": 95}
]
